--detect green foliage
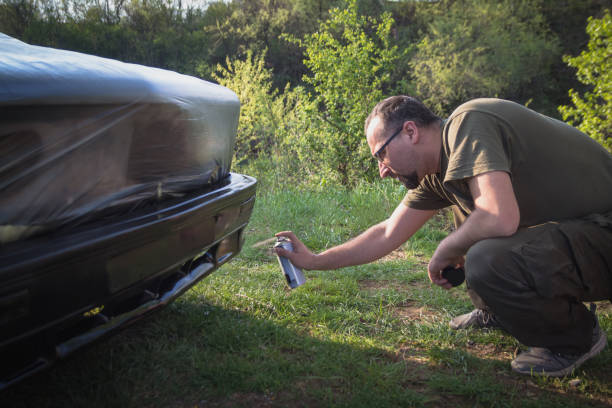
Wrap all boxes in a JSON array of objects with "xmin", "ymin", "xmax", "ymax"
[
  {"xmin": 558, "ymin": 10, "xmax": 611, "ymax": 153},
  {"xmin": 1, "ymin": 0, "xmax": 211, "ymax": 77},
  {"xmin": 3, "ymin": 0, "xmax": 611, "ymax": 183},
  {"xmin": 203, "ymin": 0, "xmax": 342, "ymax": 88},
  {"xmin": 411, "ymin": 0, "xmax": 560, "ymax": 115},
  {"xmin": 287, "ymin": 0, "xmax": 403, "ymax": 186},
  {"xmin": 0, "ymin": 0, "xmax": 39, "ymax": 38},
  {"xmin": 3, "ymin": 0, "xmax": 610, "ymax": 123},
  {"xmin": 212, "ymin": 50, "xmax": 307, "ymax": 169}
]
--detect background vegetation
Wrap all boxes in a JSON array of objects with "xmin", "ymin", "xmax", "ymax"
[
  {"xmin": 558, "ymin": 10, "xmax": 611, "ymax": 153},
  {"xmin": 1, "ymin": 0, "xmax": 610, "ymax": 182}
]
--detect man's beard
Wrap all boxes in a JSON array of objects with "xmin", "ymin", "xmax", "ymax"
[{"xmin": 398, "ymin": 172, "xmax": 420, "ymax": 190}]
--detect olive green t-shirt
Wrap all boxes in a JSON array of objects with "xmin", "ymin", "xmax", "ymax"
[{"xmin": 403, "ymin": 98, "xmax": 612, "ymax": 227}]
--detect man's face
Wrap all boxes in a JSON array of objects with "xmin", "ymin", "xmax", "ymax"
[{"xmin": 366, "ymin": 116, "xmax": 421, "ymax": 189}]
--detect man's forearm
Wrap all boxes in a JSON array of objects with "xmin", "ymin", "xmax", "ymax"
[
  {"xmin": 436, "ymin": 207, "xmax": 518, "ymax": 261},
  {"xmin": 276, "ymin": 205, "xmax": 436, "ymax": 272}
]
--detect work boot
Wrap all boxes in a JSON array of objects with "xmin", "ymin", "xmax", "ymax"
[
  {"xmin": 511, "ymin": 304, "xmax": 607, "ymax": 377},
  {"xmin": 449, "ymin": 308, "xmax": 500, "ymax": 330}
]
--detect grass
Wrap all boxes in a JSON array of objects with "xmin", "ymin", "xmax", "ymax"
[{"xmin": 1, "ymin": 171, "xmax": 611, "ymax": 407}]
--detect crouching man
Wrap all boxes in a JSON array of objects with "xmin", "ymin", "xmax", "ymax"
[{"xmin": 276, "ymin": 96, "xmax": 612, "ymax": 376}]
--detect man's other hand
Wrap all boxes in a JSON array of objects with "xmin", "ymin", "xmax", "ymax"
[{"xmin": 428, "ymin": 251, "xmax": 465, "ymax": 290}]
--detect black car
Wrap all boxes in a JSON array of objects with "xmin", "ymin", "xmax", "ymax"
[{"xmin": 0, "ymin": 34, "xmax": 257, "ymax": 389}]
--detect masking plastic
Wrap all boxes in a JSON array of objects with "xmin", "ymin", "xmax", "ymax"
[{"xmin": 0, "ymin": 34, "xmax": 240, "ymax": 243}]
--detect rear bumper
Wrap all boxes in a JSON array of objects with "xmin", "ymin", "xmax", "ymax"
[{"xmin": 0, "ymin": 173, "xmax": 257, "ymax": 390}]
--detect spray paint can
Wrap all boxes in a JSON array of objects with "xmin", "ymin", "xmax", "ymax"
[{"xmin": 274, "ymin": 237, "xmax": 306, "ymax": 289}]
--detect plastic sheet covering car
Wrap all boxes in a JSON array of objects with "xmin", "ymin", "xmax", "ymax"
[{"xmin": 0, "ymin": 34, "xmax": 257, "ymax": 389}]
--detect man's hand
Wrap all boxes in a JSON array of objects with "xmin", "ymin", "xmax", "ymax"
[
  {"xmin": 274, "ymin": 231, "xmax": 318, "ymax": 270},
  {"xmin": 428, "ymin": 243, "xmax": 465, "ymax": 289}
]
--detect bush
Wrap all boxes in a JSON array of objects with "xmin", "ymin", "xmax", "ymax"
[
  {"xmin": 411, "ymin": 0, "xmax": 560, "ymax": 115},
  {"xmin": 212, "ymin": 50, "xmax": 304, "ymax": 167},
  {"xmin": 558, "ymin": 10, "xmax": 611, "ymax": 153},
  {"xmin": 286, "ymin": 0, "xmax": 403, "ymax": 186}
]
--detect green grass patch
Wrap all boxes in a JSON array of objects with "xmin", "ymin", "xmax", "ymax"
[{"xmin": 2, "ymin": 176, "xmax": 610, "ymax": 407}]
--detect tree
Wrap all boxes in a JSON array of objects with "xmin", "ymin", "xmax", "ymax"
[
  {"xmin": 0, "ymin": 0, "xmax": 39, "ymax": 38},
  {"xmin": 558, "ymin": 10, "xmax": 611, "ymax": 153},
  {"xmin": 287, "ymin": 0, "xmax": 402, "ymax": 185},
  {"xmin": 410, "ymin": 0, "xmax": 560, "ymax": 115},
  {"xmin": 203, "ymin": 0, "xmax": 342, "ymax": 89}
]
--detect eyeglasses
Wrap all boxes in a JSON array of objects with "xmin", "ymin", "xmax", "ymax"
[{"xmin": 373, "ymin": 126, "xmax": 403, "ymax": 162}]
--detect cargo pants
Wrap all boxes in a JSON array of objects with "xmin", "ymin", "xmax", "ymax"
[{"xmin": 459, "ymin": 210, "xmax": 612, "ymax": 355}]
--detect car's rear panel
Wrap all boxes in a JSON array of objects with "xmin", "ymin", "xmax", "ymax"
[{"xmin": 0, "ymin": 35, "xmax": 257, "ymax": 388}]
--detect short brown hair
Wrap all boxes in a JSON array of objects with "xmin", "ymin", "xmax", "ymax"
[{"xmin": 365, "ymin": 95, "xmax": 441, "ymax": 135}]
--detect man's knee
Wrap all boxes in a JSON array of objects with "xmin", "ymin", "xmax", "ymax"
[{"xmin": 465, "ymin": 237, "xmax": 514, "ymax": 292}]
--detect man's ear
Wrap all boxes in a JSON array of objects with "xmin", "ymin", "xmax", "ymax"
[{"xmin": 403, "ymin": 121, "xmax": 419, "ymax": 143}]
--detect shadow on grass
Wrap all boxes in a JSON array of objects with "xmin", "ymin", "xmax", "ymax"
[
  {"xmin": 0, "ymin": 299, "xmax": 429, "ymax": 408},
  {"xmin": 423, "ymin": 343, "xmax": 612, "ymax": 408},
  {"xmin": 0, "ymin": 298, "xmax": 609, "ymax": 408}
]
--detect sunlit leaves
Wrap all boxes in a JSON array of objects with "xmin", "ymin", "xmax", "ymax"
[
  {"xmin": 411, "ymin": 0, "xmax": 560, "ymax": 115},
  {"xmin": 213, "ymin": 50, "xmax": 304, "ymax": 165},
  {"xmin": 286, "ymin": 0, "xmax": 402, "ymax": 185},
  {"xmin": 559, "ymin": 10, "xmax": 611, "ymax": 153}
]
